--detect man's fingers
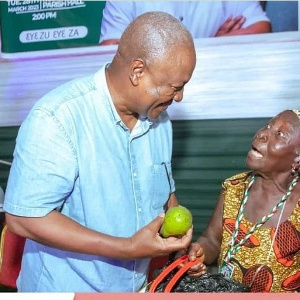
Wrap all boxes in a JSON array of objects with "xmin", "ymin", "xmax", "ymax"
[
  {"xmin": 222, "ymin": 16, "xmax": 245, "ymax": 32},
  {"xmin": 231, "ymin": 16, "xmax": 246, "ymax": 30},
  {"xmin": 148, "ymin": 213, "xmax": 165, "ymax": 234}
]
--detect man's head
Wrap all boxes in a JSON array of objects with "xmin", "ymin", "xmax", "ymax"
[
  {"xmin": 107, "ymin": 12, "xmax": 196, "ymax": 120},
  {"xmin": 118, "ymin": 11, "xmax": 195, "ymax": 66}
]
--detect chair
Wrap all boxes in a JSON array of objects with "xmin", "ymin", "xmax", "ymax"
[
  {"xmin": 0, "ymin": 221, "xmax": 25, "ymax": 289},
  {"xmin": 148, "ymin": 255, "xmax": 169, "ymax": 282},
  {"xmin": 0, "ymin": 186, "xmax": 26, "ymax": 290}
]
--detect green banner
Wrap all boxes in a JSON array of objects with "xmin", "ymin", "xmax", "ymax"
[{"xmin": 0, "ymin": 1, "xmax": 105, "ymax": 55}]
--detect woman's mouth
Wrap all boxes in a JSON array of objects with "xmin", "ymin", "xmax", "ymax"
[{"xmin": 249, "ymin": 146, "xmax": 263, "ymax": 158}]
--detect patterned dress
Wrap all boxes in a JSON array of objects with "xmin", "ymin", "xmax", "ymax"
[{"xmin": 218, "ymin": 172, "xmax": 300, "ymax": 292}]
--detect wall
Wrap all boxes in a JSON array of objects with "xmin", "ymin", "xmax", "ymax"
[{"xmin": 265, "ymin": 1, "xmax": 298, "ymax": 32}]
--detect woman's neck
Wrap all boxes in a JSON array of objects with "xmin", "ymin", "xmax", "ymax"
[{"xmin": 255, "ymin": 173, "xmax": 296, "ymax": 195}]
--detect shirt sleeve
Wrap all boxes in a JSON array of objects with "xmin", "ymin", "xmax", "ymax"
[
  {"xmin": 4, "ymin": 108, "xmax": 78, "ymax": 217},
  {"xmin": 224, "ymin": 1, "xmax": 270, "ymax": 28},
  {"xmin": 100, "ymin": 1, "xmax": 136, "ymax": 43}
]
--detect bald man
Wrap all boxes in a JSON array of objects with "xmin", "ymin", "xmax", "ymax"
[{"xmin": 4, "ymin": 12, "xmax": 202, "ymax": 292}]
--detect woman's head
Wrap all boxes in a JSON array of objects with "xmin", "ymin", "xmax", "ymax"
[{"xmin": 246, "ymin": 110, "xmax": 300, "ymax": 178}]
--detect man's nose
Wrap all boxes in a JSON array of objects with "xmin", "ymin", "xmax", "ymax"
[{"xmin": 173, "ymin": 88, "xmax": 184, "ymax": 102}]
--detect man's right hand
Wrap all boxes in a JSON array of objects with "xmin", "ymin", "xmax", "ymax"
[
  {"xmin": 127, "ymin": 213, "xmax": 193, "ymax": 259},
  {"xmin": 5, "ymin": 210, "xmax": 192, "ymax": 261}
]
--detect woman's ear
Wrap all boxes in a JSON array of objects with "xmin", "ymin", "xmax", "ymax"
[
  {"xmin": 291, "ymin": 153, "xmax": 300, "ymax": 175},
  {"xmin": 129, "ymin": 59, "xmax": 145, "ymax": 86}
]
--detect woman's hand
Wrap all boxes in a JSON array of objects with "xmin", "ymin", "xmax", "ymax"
[
  {"xmin": 185, "ymin": 242, "xmax": 206, "ymax": 278},
  {"xmin": 174, "ymin": 242, "xmax": 207, "ymax": 278}
]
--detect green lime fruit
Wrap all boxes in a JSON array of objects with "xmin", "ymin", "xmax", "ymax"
[{"xmin": 160, "ymin": 205, "xmax": 193, "ymax": 238}]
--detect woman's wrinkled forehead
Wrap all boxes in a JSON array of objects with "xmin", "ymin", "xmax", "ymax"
[
  {"xmin": 276, "ymin": 109, "xmax": 300, "ymax": 125},
  {"xmin": 268, "ymin": 110, "xmax": 300, "ymax": 138}
]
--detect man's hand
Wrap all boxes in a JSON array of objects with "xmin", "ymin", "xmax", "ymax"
[
  {"xmin": 128, "ymin": 213, "xmax": 193, "ymax": 259},
  {"xmin": 215, "ymin": 16, "xmax": 271, "ymax": 37},
  {"xmin": 215, "ymin": 15, "xmax": 246, "ymax": 37}
]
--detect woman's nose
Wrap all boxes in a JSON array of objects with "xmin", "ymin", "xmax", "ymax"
[{"xmin": 256, "ymin": 130, "xmax": 268, "ymax": 142}]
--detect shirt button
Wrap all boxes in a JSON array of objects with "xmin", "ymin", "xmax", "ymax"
[
  {"xmin": 138, "ymin": 207, "xmax": 142, "ymax": 213},
  {"xmin": 133, "ymin": 172, "xmax": 137, "ymax": 177},
  {"xmin": 134, "ymin": 273, "xmax": 138, "ymax": 278},
  {"xmin": 180, "ymin": 16, "xmax": 183, "ymax": 21}
]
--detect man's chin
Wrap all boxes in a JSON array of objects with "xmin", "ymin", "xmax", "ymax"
[
  {"xmin": 148, "ymin": 111, "xmax": 163, "ymax": 120},
  {"xmin": 151, "ymin": 107, "xmax": 169, "ymax": 118}
]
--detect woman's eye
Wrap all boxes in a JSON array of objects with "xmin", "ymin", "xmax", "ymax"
[
  {"xmin": 265, "ymin": 124, "xmax": 270, "ymax": 129},
  {"xmin": 277, "ymin": 131, "xmax": 284, "ymax": 137}
]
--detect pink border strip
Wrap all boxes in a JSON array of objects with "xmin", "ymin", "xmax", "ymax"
[{"xmin": 74, "ymin": 293, "xmax": 299, "ymax": 300}]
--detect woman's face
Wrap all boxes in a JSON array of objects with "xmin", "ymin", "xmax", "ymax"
[{"xmin": 246, "ymin": 110, "xmax": 300, "ymax": 177}]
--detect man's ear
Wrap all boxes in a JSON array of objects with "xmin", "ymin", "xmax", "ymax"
[{"xmin": 130, "ymin": 59, "xmax": 145, "ymax": 86}]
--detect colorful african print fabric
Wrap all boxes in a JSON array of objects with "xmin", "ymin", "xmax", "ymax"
[{"xmin": 218, "ymin": 172, "xmax": 300, "ymax": 292}]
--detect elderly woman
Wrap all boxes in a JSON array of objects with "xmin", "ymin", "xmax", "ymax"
[{"xmin": 187, "ymin": 109, "xmax": 300, "ymax": 292}]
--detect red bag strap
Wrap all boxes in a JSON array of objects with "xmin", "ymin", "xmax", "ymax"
[{"xmin": 149, "ymin": 255, "xmax": 199, "ymax": 293}]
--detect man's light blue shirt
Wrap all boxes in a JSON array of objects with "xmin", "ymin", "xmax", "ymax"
[{"xmin": 4, "ymin": 65, "xmax": 175, "ymax": 292}]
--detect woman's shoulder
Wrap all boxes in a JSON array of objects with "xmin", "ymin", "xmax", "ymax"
[{"xmin": 223, "ymin": 171, "xmax": 252, "ymax": 186}]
